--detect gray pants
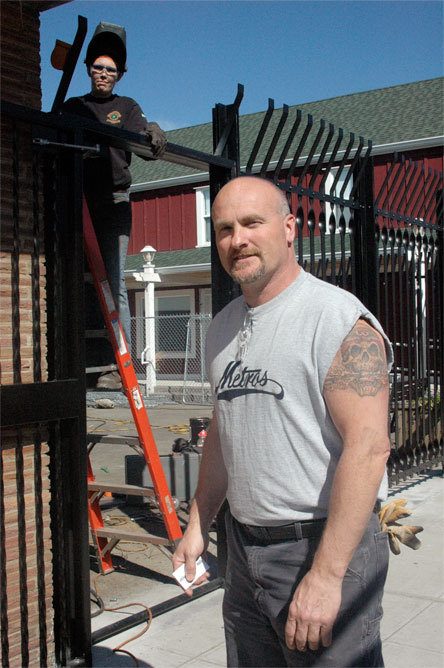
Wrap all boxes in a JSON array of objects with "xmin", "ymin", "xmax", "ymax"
[
  {"xmin": 85, "ymin": 193, "xmax": 132, "ymax": 365},
  {"xmin": 223, "ymin": 511, "xmax": 389, "ymax": 667}
]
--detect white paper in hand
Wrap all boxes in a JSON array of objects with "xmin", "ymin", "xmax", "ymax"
[{"xmin": 173, "ymin": 556, "xmax": 209, "ymax": 591}]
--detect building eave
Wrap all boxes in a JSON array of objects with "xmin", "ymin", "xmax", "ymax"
[
  {"xmin": 130, "ymin": 136, "xmax": 444, "ymax": 194},
  {"xmin": 126, "ymin": 263, "xmax": 211, "ymax": 276}
]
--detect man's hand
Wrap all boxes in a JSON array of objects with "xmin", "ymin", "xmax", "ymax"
[
  {"xmin": 145, "ymin": 122, "xmax": 167, "ymax": 158},
  {"xmin": 285, "ymin": 568, "xmax": 342, "ymax": 652},
  {"xmin": 172, "ymin": 527, "xmax": 209, "ymax": 597}
]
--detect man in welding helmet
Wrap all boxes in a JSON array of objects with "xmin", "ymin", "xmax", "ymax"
[{"xmin": 63, "ymin": 22, "xmax": 166, "ymax": 390}]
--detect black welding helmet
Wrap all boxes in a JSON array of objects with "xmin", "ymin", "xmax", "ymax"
[{"xmin": 84, "ymin": 22, "xmax": 127, "ymax": 73}]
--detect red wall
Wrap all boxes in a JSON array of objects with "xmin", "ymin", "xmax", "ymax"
[
  {"xmin": 129, "ymin": 184, "xmax": 201, "ymax": 254},
  {"xmin": 128, "ymin": 148, "xmax": 443, "ymax": 254}
]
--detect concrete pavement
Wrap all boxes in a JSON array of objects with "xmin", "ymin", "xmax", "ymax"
[{"xmin": 88, "ymin": 401, "xmax": 443, "ymax": 668}]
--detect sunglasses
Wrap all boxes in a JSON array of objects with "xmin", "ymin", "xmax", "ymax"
[{"xmin": 91, "ymin": 64, "xmax": 118, "ymax": 75}]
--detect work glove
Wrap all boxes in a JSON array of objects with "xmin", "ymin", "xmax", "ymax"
[
  {"xmin": 145, "ymin": 122, "xmax": 167, "ymax": 158},
  {"xmin": 378, "ymin": 498, "xmax": 423, "ymax": 555}
]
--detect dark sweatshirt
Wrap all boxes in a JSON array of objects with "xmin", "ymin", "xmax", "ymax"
[{"xmin": 62, "ymin": 94, "xmax": 149, "ymax": 196}]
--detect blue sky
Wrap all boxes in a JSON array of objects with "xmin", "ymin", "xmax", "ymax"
[{"xmin": 41, "ymin": 0, "xmax": 443, "ymax": 130}]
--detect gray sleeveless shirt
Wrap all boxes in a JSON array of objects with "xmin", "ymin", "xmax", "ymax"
[{"xmin": 206, "ymin": 268, "xmax": 393, "ymax": 525}]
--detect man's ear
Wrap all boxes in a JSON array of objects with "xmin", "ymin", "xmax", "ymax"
[
  {"xmin": 86, "ymin": 64, "xmax": 92, "ymax": 79},
  {"xmin": 116, "ymin": 72, "xmax": 123, "ymax": 82},
  {"xmin": 285, "ymin": 213, "xmax": 296, "ymax": 246}
]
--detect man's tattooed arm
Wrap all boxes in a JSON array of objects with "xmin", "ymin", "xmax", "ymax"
[{"xmin": 323, "ymin": 319, "xmax": 388, "ymax": 397}]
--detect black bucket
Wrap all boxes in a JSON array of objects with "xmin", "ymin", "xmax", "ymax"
[{"xmin": 189, "ymin": 417, "xmax": 210, "ymax": 445}]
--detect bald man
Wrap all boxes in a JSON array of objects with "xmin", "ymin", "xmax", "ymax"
[{"xmin": 173, "ymin": 176, "xmax": 393, "ymax": 667}]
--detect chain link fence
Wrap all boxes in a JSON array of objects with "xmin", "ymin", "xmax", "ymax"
[{"xmin": 130, "ymin": 313, "xmax": 212, "ymax": 404}]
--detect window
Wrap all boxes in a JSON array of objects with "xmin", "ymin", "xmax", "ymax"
[
  {"xmin": 155, "ymin": 290, "xmax": 195, "ymax": 359},
  {"xmin": 195, "ymin": 186, "xmax": 211, "ymax": 246},
  {"xmin": 324, "ymin": 167, "xmax": 352, "ymax": 234},
  {"xmin": 199, "ymin": 288, "xmax": 212, "ymax": 315}
]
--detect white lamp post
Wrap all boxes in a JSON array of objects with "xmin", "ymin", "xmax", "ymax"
[{"xmin": 134, "ymin": 246, "xmax": 160, "ymax": 395}]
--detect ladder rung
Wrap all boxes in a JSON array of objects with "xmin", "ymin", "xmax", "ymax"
[
  {"xmin": 87, "ymin": 434, "xmax": 140, "ymax": 446},
  {"xmin": 86, "ymin": 363, "xmax": 118, "ymax": 374},
  {"xmin": 88, "ymin": 482, "xmax": 155, "ymax": 497},
  {"xmin": 95, "ymin": 528, "xmax": 170, "ymax": 546}
]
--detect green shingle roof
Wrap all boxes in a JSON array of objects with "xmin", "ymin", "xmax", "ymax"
[
  {"xmin": 131, "ymin": 78, "xmax": 444, "ymax": 186},
  {"xmin": 125, "ymin": 246, "xmax": 210, "ymax": 272},
  {"xmin": 125, "ymin": 237, "xmax": 352, "ymax": 273}
]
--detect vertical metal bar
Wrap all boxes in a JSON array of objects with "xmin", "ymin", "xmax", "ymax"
[
  {"xmin": 51, "ymin": 15, "xmax": 88, "ymax": 112},
  {"xmin": 33, "ymin": 427, "xmax": 47, "ymax": 665},
  {"xmin": 403, "ymin": 232, "xmax": 415, "ymax": 473},
  {"xmin": 295, "ymin": 206, "xmax": 305, "ymax": 266},
  {"xmin": 329, "ymin": 211, "xmax": 337, "ymax": 285},
  {"xmin": 329, "ymin": 133, "xmax": 355, "ymax": 196},
  {"xmin": 319, "ymin": 128, "xmax": 344, "ymax": 194},
  {"xmin": 285, "ymin": 114, "xmax": 313, "ymax": 185},
  {"xmin": 0, "ymin": 443, "xmax": 9, "ymax": 665},
  {"xmin": 423, "ymin": 172, "xmax": 442, "ymax": 222},
  {"xmin": 49, "ymin": 421, "xmax": 68, "ymax": 666},
  {"xmin": 339, "ymin": 136, "xmax": 364, "ymax": 199},
  {"xmin": 273, "ymin": 109, "xmax": 302, "ymax": 181},
  {"xmin": 422, "ymin": 234, "xmax": 433, "ymax": 459},
  {"xmin": 32, "ymin": 134, "xmax": 42, "ymax": 383},
  {"xmin": 391, "ymin": 159, "xmax": 413, "ymax": 215},
  {"xmin": 43, "ymin": 153, "xmax": 58, "ymax": 382},
  {"xmin": 15, "ymin": 430, "xmax": 29, "ymax": 666},
  {"xmin": 307, "ymin": 209, "xmax": 316, "ymax": 275},
  {"xmin": 352, "ymin": 157, "xmax": 378, "ymax": 314},
  {"xmin": 62, "ymin": 131, "xmax": 91, "ymax": 665},
  {"xmin": 210, "ymin": 91, "xmax": 242, "ymax": 581},
  {"xmin": 402, "ymin": 163, "xmax": 424, "ymax": 222},
  {"xmin": 319, "ymin": 210, "xmax": 327, "ymax": 281},
  {"xmin": 397, "ymin": 234, "xmax": 407, "ymax": 474},
  {"xmin": 308, "ymin": 123, "xmax": 335, "ymax": 191},
  {"xmin": 379, "ymin": 158, "xmax": 405, "ymax": 215},
  {"xmin": 210, "ymin": 95, "xmax": 241, "ymax": 316},
  {"xmin": 260, "ymin": 104, "xmax": 289, "ymax": 176},
  {"xmin": 389, "ymin": 233, "xmax": 399, "ymax": 482},
  {"xmin": 296, "ymin": 120, "xmax": 326, "ymax": 189},
  {"xmin": 12, "ymin": 121, "xmax": 22, "ymax": 384},
  {"xmin": 245, "ymin": 98, "xmax": 274, "ymax": 174}
]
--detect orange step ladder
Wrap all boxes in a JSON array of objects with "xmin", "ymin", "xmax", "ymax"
[{"xmin": 83, "ymin": 200, "xmax": 182, "ymax": 574}]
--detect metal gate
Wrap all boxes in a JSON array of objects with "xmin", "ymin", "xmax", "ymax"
[{"xmin": 210, "ymin": 95, "xmax": 443, "ymax": 485}]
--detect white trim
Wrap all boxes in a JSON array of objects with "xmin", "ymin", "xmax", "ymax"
[
  {"xmin": 158, "ymin": 264, "xmax": 211, "ymax": 275},
  {"xmin": 130, "ymin": 136, "xmax": 444, "ymax": 193},
  {"xmin": 131, "ymin": 172, "xmax": 208, "ymax": 192},
  {"xmin": 195, "ymin": 185, "xmax": 211, "ymax": 247}
]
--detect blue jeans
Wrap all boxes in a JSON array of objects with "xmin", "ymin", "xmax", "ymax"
[
  {"xmin": 223, "ymin": 510, "xmax": 389, "ymax": 667},
  {"xmin": 86, "ymin": 194, "xmax": 132, "ymax": 365}
]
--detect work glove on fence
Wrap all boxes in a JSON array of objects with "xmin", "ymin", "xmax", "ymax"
[
  {"xmin": 378, "ymin": 498, "xmax": 423, "ymax": 555},
  {"xmin": 144, "ymin": 122, "xmax": 167, "ymax": 158}
]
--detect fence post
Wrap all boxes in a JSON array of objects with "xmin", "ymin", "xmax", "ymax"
[
  {"xmin": 352, "ymin": 157, "xmax": 379, "ymax": 317},
  {"xmin": 209, "ymin": 90, "xmax": 242, "ymax": 317},
  {"xmin": 209, "ymin": 91, "xmax": 242, "ymax": 579}
]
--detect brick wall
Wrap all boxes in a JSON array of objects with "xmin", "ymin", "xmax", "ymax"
[
  {"xmin": 1, "ymin": 3, "xmax": 55, "ymax": 666},
  {"xmin": 2, "ymin": 431, "xmax": 54, "ymax": 668},
  {"xmin": 0, "ymin": 2, "xmax": 42, "ymax": 108}
]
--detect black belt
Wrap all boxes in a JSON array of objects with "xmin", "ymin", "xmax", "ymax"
[
  {"xmin": 236, "ymin": 517, "xmax": 326, "ymax": 544},
  {"xmin": 234, "ymin": 502, "xmax": 381, "ymax": 545}
]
